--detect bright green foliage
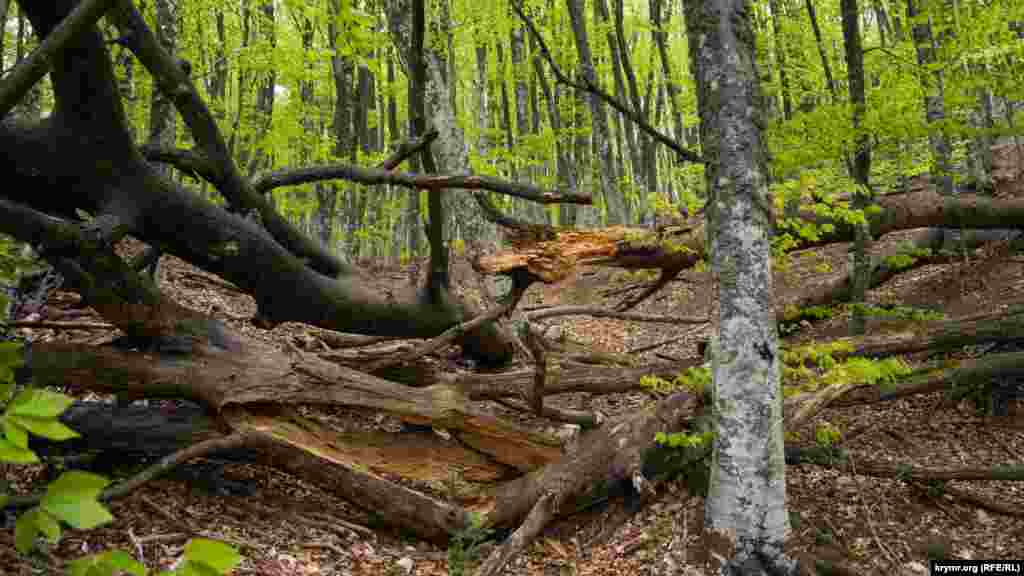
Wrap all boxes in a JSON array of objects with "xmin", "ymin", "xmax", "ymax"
[
  {"xmin": 447, "ymin": 513, "xmax": 492, "ymax": 576},
  {"xmin": 883, "ymin": 242, "xmax": 933, "ymax": 271},
  {"xmin": 640, "ymin": 366, "xmax": 711, "ymax": 398},
  {"xmin": 848, "ymin": 303, "xmax": 944, "ymax": 323},
  {"xmin": 782, "ymin": 339, "xmax": 913, "ymax": 395},
  {"xmin": 784, "ymin": 353, "xmax": 912, "ymax": 395},
  {"xmin": 814, "ymin": 421, "xmax": 842, "ymax": 448},
  {"xmin": 654, "ymin": 429, "xmax": 713, "ymax": 450},
  {"xmin": 69, "ymin": 538, "xmax": 240, "ymax": 576},
  {"xmin": 69, "ymin": 550, "xmax": 147, "ymax": 576}
]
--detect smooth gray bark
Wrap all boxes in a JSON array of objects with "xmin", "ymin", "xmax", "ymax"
[{"xmin": 684, "ymin": 0, "xmax": 793, "ymax": 573}]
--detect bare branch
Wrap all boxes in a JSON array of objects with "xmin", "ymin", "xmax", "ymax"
[
  {"xmin": 366, "ymin": 272, "xmax": 533, "ymax": 372},
  {"xmin": 510, "ymin": 0, "xmax": 703, "ymax": 165},
  {"xmin": 379, "ymin": 129, "xmax": 440, "ymax": 171},
  {"xmin": 140, "ymin": 129, "xmax": 440, "ymax": 191},
  {"xmin": 614, "ymin": 267, "xmax": 682, "ymax": 311},
  {"xmin": 139, "ymin": 145, "xmax": 219, "ymax": 185},
  {"xmin": 252, "ymin": 164, "xmax": 592, "ymax": 204},
  {"xmin": 527, "ymin": 306, "xmax": 708, "ymax": 325}
]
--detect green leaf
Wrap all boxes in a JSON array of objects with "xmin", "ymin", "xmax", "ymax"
[
  {"xmin": 4, "ymin": 417, "xmax": 29, "ymax": 448},
  {"xmin": 0, "ymin": 436, "xmax": 39, "ymax": 463},
  {"xmin": 7, "ymin": 415, "xmax": 79, "ymax": 441},
  {"xmin": 9, "ymin": 388, "xmax": 74, "ymax": 418},
  {"xmin": 182, "ymin": 539, "xmax": 242, "ymax": 574},
  {"xmin": 70, "ymin": 550, "xmax": 147, "ymax": 576},
  {"xmin": 41, "ymin": 471, "xmax": 113, "ymax": 530},
  {"xmin": 0, "ymin": 341, "xmax": 24, "ymax": 370},
  {"xmin": 36, "ymin": 508, "xmax": 63, "ymax": 542},
  {"xmin": 14, "ymin": 507, "xmax": 42, "ymax": 553},
  {"xmin": 0, "ymin": 379, "xmax": 14, "ymax": 403}
]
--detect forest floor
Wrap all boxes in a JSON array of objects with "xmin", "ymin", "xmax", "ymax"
[{"xmin": 2, "ymin": 226, "xmax": 1024, "ymax": 576}]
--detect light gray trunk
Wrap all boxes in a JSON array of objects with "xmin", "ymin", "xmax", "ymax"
[
  {"xmin": 684, "ymin": 0, "xmax": 792, "ymax": 573},
  {"xmin": 385, "ymin": 0, "xmax": 495, "ymax": 251},
  {"xmin": 566, "ymin": 0, "xmax": 627, "ymax": 225}
]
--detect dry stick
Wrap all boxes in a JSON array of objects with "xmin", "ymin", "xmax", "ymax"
[
  {"xmin": 475, "ymin": 492, "xmax": 557, "ymax": 576},
  {"xmin": 6, "ymin": 320, "xmax": 115, "ymax": 330},
  {"xmin": 139, "ymin": 494, "xmax": 194, "ymax": 534},
  {"xmin": 851, "ymin": 459, "xmax": 900, "ymax": 568},
  {"xmin": 3, "ymin": 434, "xmax": 250, "ymax": 509},
  {"xmin": 628, "ymin": 336, "xmax": 683, "ymax": 355},
  {"xmin": 527, "ymin": 306, "xmax": 707, "ymax": 325},
  {"xmin": 366, "ymin": 281, "xmax": 529, "ymax": 372},
  {"xmin": 522, "ymin": 321, "xmax": 547, "ymax": 415},
  {"xmin": 492, "ymin": 396, "xmax": 601, "ymax": 428},
  {"xmin": 101, "ymin": 433, "xmax": 250, "ymax": 501},
  {"xmin": 378, "ymin": 129, "xmax": 439, "ymax": 171},
  {"xmin": 615, "ymin": 268, "xmax": 682, "ymax": 312}
]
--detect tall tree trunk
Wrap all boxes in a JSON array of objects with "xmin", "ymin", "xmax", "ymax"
[
  {"xmin": 684, "ymin": 0, "xmax": 791, "ymax": 573},
  {"xmin": 385, "ymin": 49, "xmax": 407, "ymax": 260},
  {"xmin": 210, "ymin": 9, "xmax": 228, "ymax": 124},
  {"xmin": 147, "ymin": 0, "xmax": 177, "ymax": 182},
  {"xmin": 650, "ymin": 0, "xmax": 685, "ymax": 144},
  {"xmin": 566, "ymin": 0, "xmax": 627, "ymax": 225},
  {"xmin": 573, "ymin": 81, "xmax": 592, "ymax": 225},
  {"xmin": 15, "ymin": 8, "xmax": 41, "ymax": 119},
  {"xmin": 0, "ymin": 0, "xmax": 10, "ymax": 71},
  {"xmin": 907, "ymin": 0, "xmax": 956, "ymax": 249},
  {"xmin": 594, "ymin": 0, "xmax": 637, "ymax": 192},
  {"xmin": 329, "ymin": 0, "xmax": 356, "ymax": 257},
  {"xmin": 767, "ymin": 0, "xmax": 793, "ymax": 120},
  {"xmin": 496, "ymin": 41, "xmax": 516, "ymax": 178},
  {"xmin": 805, "ymin": 0, "xmax": 837, "ymax": 108},
  {"xmin": 842, "ymin": 0, "xmax": 873, "ymax": 335},
  {"xmin": 532, "ymin": 34, "xmax": 579, "ymax": 228},
  {"xmin": 967, "ymin": 87, "xmax": 995, "ymax": 194},
  {"xmin": 248, "ymin": 0, "xmax": 276, "ymax": 178}
]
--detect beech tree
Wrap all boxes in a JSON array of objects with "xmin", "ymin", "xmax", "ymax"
[{"xmin": 3, "ymin": 0, "xmax": 1024, "ymax": 575}]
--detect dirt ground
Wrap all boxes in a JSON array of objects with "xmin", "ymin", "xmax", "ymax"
[{"xmin": 2, "ymin": 230, "xmax": 1023, "ymax": 576}]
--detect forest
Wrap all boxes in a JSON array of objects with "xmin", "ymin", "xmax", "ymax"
[{"xmin": 0, "ymin": 0, "xmax": 1022, "ymax": 574}]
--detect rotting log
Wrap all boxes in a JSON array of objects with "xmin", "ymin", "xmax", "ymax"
[
  {"xmin": 477, "ymin": 190, "xmax": 1024, "ymax": 284},
  {"xmin": 834, "ymin": 307, "xmax": 1024, "ymax": 358}
]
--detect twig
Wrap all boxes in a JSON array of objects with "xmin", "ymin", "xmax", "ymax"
[
  {"xmin": 366, "ymin": 276, "xmax": 530, "ymax": 372},
  {"xmin": 475, "ymin": 492, "xmax": 557, "ymax": 576},
  {"xmin": 627, "ymin": 337, "xmax": 680, "ymax": 355},
  {"xmin": 101, "ymin": 434, "xmax": 250, "ymax": 501},
  {"xmin": 135, "ymin": 533, "xmax": 190, "ymax": 544},
  {"xmin": 302, "ymin": 542, "xmax": 349, "ymax": 555},
  {"xmin": 615, "ymin": 268, "xmax": 682, "ymax": 312},
  {"xmin": 378, "ymin": 129, "xmax": 439, "ymax": 171},
  {"xmin": 6, "ymin": 320, "xmax": 116, "ymax": 330},
  {"xmin": 127, "ymin": 527, "xmax": 145, "ymax": 563},
  {"xmin": 527, "ymin": 306, "xmax": 707, "ymax": 325},
  {"xmin": 493, "ymin": 396, "xmax": 600, "ymax": 428},
  {"xmin": 852, "ymin": 459, "xmax": 899, "ymax": 568}
]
